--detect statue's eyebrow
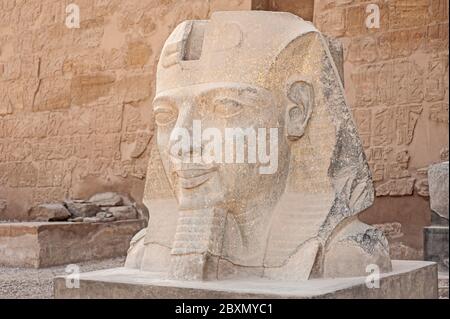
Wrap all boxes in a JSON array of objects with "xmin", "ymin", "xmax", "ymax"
[{"xmin": 203, "ymin": 85, "xmax": 260, "ymax": 98}]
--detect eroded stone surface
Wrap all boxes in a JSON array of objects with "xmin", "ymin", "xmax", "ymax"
[
  {"xmin": 428, "ymin": 161, "xmax": 449, "ymax": 220},
  {"xmin": 64, "ymin": 201, "xmax": 101, "ymax": 218},
  {"xmin": 107, "ymin": 206, "xmax": 138, "ymax": 221},
  {"xmin": 89, "ymin": 192, "xmax": 124, "ymax": 207},
  {"xmin": 313, "ymin": 0, "xmax": 449, "ymax": 257},
  {"xmin": 125, "ymin": 11, "xmax": 391, "ymax": 281},
  {"xmin": 27, "ymin": 203, "xmax": 71, "ymax": 222},
  {"xmin": 424, "ymin": 226, "xmax": 449, "ymax": 272},
  {"xmin": 0, "ymin": 220, "xmax": 145, "ymax": 268}
]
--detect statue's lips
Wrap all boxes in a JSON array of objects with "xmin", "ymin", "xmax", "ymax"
[{"xmin": 176, "ymin": 168, "xmax": 216, "ymax": 189}]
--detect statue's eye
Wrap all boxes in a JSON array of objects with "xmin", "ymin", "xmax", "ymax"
[
  {"xmin": 154, "ymin": 107, "xmax": 176, "ymax": 126},
  {"xmin": 214, "ymin": 98, "xmax": 243, "ymax": 118}
]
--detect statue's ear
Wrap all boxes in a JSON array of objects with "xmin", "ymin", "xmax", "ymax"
[{"xmin": 285, "ymin": 80, "xmax": 314, "ymax": 141}]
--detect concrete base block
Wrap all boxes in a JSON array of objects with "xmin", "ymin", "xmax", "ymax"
[
  {"xmin": 0, "ymin": 220, "xmax": 145, "ymax": 268},
  {"xmin": 438, "ymin": 273, "xmax": 449, "ymax": 299},
  {"xmin": 54, "ymin": 260, "xmax": 438, "ymax": 299},
  {"xmin": 424, "ymin": 225, "xmax": 449, "ymax": 272}
]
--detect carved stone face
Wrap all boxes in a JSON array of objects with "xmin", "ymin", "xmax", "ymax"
[
  {"xmin": 153, "ymin": 82, "xmax": 289, "ymax": 212},
  {"xmin": 125, "ymin": 12, "xmax": 391, "ymax": 282}
]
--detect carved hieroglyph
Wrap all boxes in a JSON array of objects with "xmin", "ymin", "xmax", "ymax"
[{"xmin": 126, "ymin": 11, "xmax": 392, "ymax": 281}]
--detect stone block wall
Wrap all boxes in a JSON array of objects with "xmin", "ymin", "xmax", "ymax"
[
  {"xmin": 312, "ymin": 0, "xmax": 449, "ymax": 258},
  {"xmin": 0, "ymin": 0, "xmax": 251, "ymax": 220},
  {"xmin": 0, "ymin": 0, "xmax": 448, "ymax": 259}
]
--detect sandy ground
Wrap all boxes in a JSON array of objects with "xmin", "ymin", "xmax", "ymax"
[{"xmin": 0, "ymin": 257, "xmax": 125, "ymax": 299}]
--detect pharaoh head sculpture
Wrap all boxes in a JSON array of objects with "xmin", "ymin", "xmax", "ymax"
[{"xmin": 126, "ymin": 11, "xmax": 391, "ymax": 281}]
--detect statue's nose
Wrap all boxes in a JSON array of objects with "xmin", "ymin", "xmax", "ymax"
[
  {"xmin": 175, "ymin": 101, "xmax": 194, "ymax": 131},
  {"xmin": 168, "ymin": 102, "xmax": 202, "ymax": 162}
]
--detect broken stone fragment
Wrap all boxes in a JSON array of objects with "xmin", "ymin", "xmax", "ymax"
[
  {"xmin": 375, "ymin": 178, "xmax": 415, "ymax": 196},
  {"xmin": 428, "ymin": 161, "xmax": 449, "ymax": 220},
  {"xmin": 84, "ymin": 216, "xmax": 116, "ymax": 223},
  {"xmin": 88, "ymin": 192, "xmax": 124, "ymax": 207},
  {"xmin": 107, "ymin": 206, "xmax": 138, "ymax": 220},
  {"xmin": 65, "ymin": 201, "xmax": 101, "ymax": 218},
  {"xmin": 28, "ymin": 203, "xmax": 71, "ymax": 222},
  {"xmin": 414, "ymin": 167, "xmax": 430, "ymax": 197},
  {"xmin": 82, "ymin": 217, "xmax": 99, "ymax": 223},
  {"xmin": 96, "ymin": 211, "xmax": 114, "ymax": 219}
]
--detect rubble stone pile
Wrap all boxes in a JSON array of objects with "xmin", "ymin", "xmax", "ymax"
[{"xmin": 28, "ymin": 192, "xmax": 143, "ymax": 223}]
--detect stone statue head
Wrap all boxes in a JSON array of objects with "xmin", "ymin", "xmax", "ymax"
[{"xmin": 126, "ymin": 11, "xmax": 391, "ymax": 281}]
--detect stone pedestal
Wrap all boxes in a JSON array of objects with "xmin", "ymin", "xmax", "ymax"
[
  {"xmin": 425, "ymin": 161, "xmax": 449, "ymax": 298},
  {"xmin": 438, "ymin": 273, "xmax": 449, "ymax": 299},
  {"xmin": 0, "ymin": 220, "xmax": 145, "ymax": 268},
  {"xmin": 424, "ymin": 226, "xmax": 449, "ymax": 272},
  {"xmin": 54, "ymin": 260, "xmax": 438, "ymax": 299},
  {"xmin": 424, "ymin": 226, "xmax": 449, "ymax": 298}
]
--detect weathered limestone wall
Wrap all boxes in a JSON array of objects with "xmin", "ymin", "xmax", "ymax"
[
  {"xmin": 252, "ymin": 0, "xmax": 315, "ymax": 21},
  {"xmin": 311, "ymin": 0, "xmax": 449, "ymax": 258},
  {"xmin": 0, "ymin": 0, "xmax": 251, "ymax": 220},
  {"xmin": 234, "ymin": 0, "xmax": 449, "ymax": 258},
  {"xmin": 1, "ymin": 0, "xmax": 448, "ymax": 259}
]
